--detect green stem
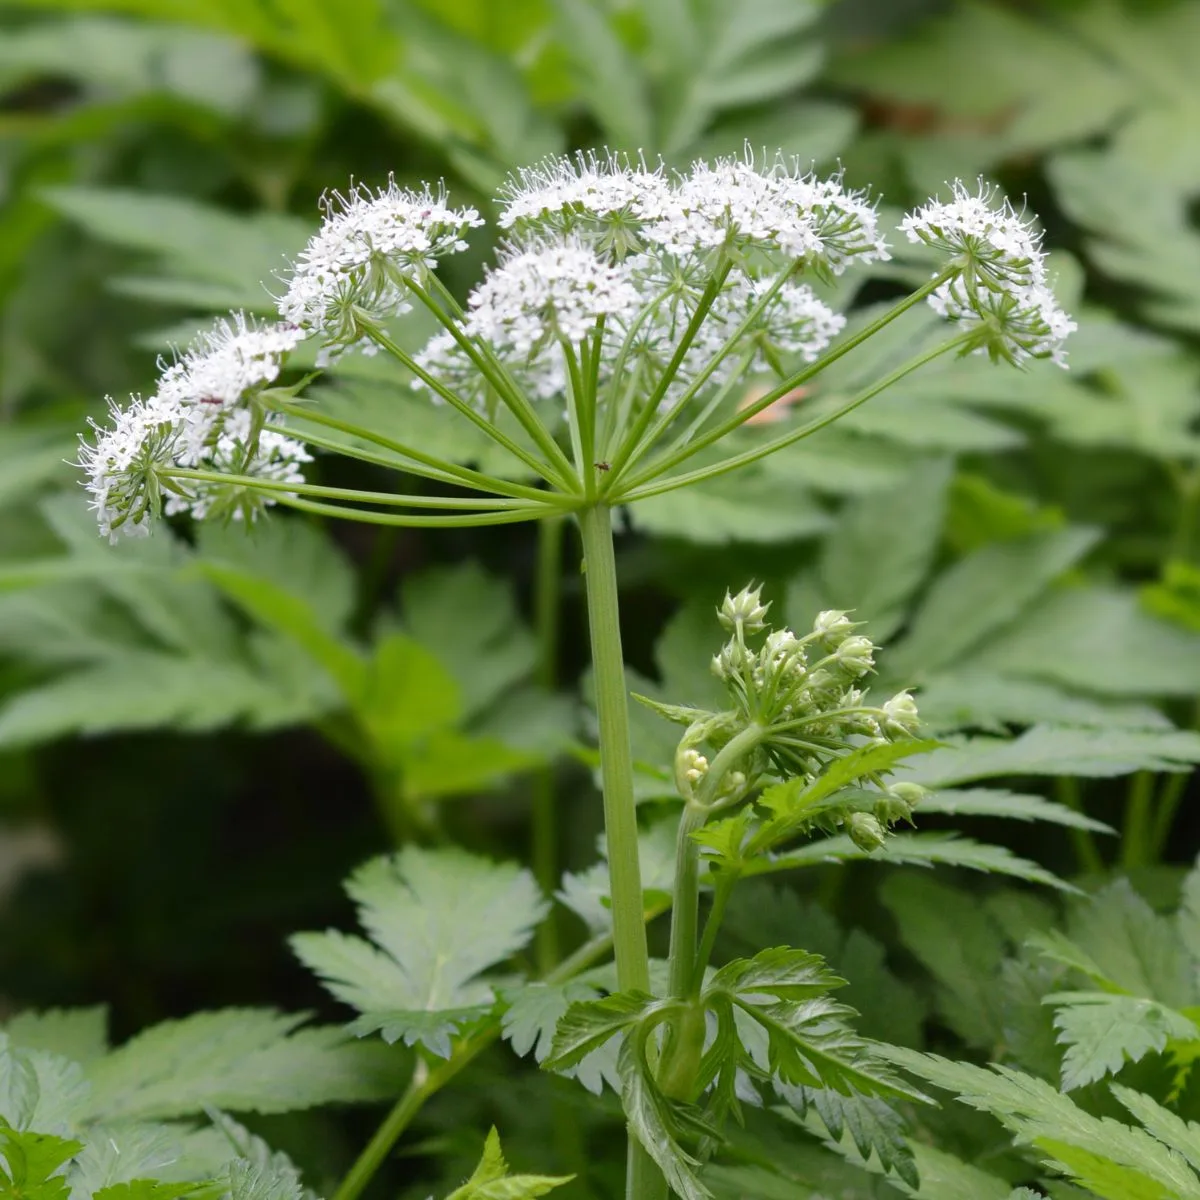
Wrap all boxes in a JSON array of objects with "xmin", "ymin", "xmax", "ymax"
[
  {"xmin": 613, "ymin": 271, "xmax": 957, "ymax": 496},
  {"xmin": 604, "ymin": 264, "xmax": 733, "ymax": 481},
  {"xmin": 692, "ymin": 872, "xmax": 737, "ymax": 993},
  {"xmin": 161, "ymin": 468, "xmax": 533, "ymax": 510},
  {"xmin": 1123, "ymin": 771, "xmax": 1155, "ymax": 869},
  {"xmin": 666, "ymin": 803, "xmax": 709, "ymax": 1002},
  {"xmin": 616, "ymin": 332, "xmax": 972, "ymax": 503},
  {"xmin": 362, "ymin": 321, "xmax": 576, "ymax": 491},
  {"xmin": 1056, "ymin": 777, "xmax": 1103, "ymax": 875},
  {"xmin": 276, "ymin": 494, "xmax": 555, "ymax": 527},
  {"xmin": 577, "ymin": 505, "xmax": 650, "ymax": 994},
  {"xmin": 532, "ymin": 516, "xmax": 565, "ymax": 974},
  {"xmin": 404, "ymin": 281, "xmax": 581, "ymax": 489},
  {"xmin": 273, "ymin": 400, "xmax": 555, "ymax": 504},
  {"xmin": 1150, "ymin": 770, "xmax": 1190, "ymax": 861}
]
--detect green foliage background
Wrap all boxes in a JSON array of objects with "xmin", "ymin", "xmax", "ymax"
[{"xmin": 5, "ymin": 0, "xmax": 1200, "ymax": 1196}]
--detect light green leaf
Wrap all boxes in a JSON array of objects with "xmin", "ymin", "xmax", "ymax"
[
  {"xmin": 972, "ymin": 586, "xmax": 1200, "ymax": 698},
  {"xmin": 500, "ymin": 983, "xmax": 619, "ymax": 1095},
  {"xmin": 754, "ymin": 831, "xmax": 1069, "ymax": 890},
  {"xmin": 626, "ymin": 470, "xmax": 830, "ymax": 545},
  {"xmin": 43, "ymin": 187, "xmax": 309, "ymax": 314},
  {"xmin": 918, "ymin": 788, "xmax": 1112, "ymax": 832},
  {"xmin": 0, "ymin": 653, "xmax": 332, "ymax": 749},
  {"xmin": 548, "ymin": 0, "xmax": 652, "ymax": 149},
  {"xmin": 1046, "ymin": 991, "xmax": 1200, "ymax": 1091},
  {"xmin": 0, "ymin": 1126, "xmax": 82, "ymax": 1200},
  {"xmin": 888, "ymin": 527, "xmax": 1100, "ymax": 681},
  {"xmin": 909, "ymin": 726, "xmax": 1200, "ymax": 787},
  {"xmin": 292, "ymin": 848, "xmax": 545, "ymax": 1057},
  {"xmin": 2, "ymin": 1010, "xmax": 108, "ymax": 1068},
  {"xmin": 1112, "ymin": 1085, "xmax": 1200, "ymax": 1180},
  {"xmin": 543, "ymin": 991, "xmax": 656, "ymax": 1073},
  {"xmin": 880, "ymin": 874, "xmax": 1007, "ymax": 1049},
  {"xmin": 81, "ymin": 1010, "xmax": 406, "ymax": 1120},
  {"xmin": 446, "ymin": 1127, "xmax": 572, "ymax": 1200},
  {"xmin": 793, "ymin": 458, "xmax": 953, "ymax": 643}
]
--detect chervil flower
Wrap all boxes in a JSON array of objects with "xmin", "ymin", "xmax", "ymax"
[
  {"xmin": 902, "ymin": 180, "xmax": 1044, "ymax": 291},
  {"xmin": 279, "ymin": 177, "xmax": 483, "ymax": 355},
  {"xmin": 705, "ymin": 274, "xmax": 846, "ymax": 367},
  {"xmin": 79, "ymin": 395, "xmax": 191, "ymax": 542},
  {"xmin": 80, "ymin": 312, "xmax": 310, "ymax": 539},
  {"xmin": 903, "ymin": 181, "xmax": 1074, "ymax": 366},
  {"xmin": 497, "ymin": 151, "xmax": 672, "ymax": 257},
  {"xmin": 157, "ymin": 313, "xmax": 304, "ymax": 410},
  {"xmin": 465, "ymin": 239, "xmax": 642, "ymax": 355}
]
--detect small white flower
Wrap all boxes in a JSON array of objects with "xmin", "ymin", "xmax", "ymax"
[
  {"xmin": 279, "ymin": 177, "xmax": 483, "ymax": 351},
  {"xmin": 881, "ymin": 690, "xmax": 920, "ymax": 736},
  {"xmin": 465, "ymin": 238, "xmax": 641, "ymax": 355},
  {"xmin": 157, "ymin": 313, "xmax": 304, "ymax": 412},
  {"xmin": 902, "ymin": 180, "xmax": 1046, "ymax": 291},
  {"xmin": 930, "ymin": 276, "xmax": 1076, "ymax": 367},
  {"xmin": 707, "ymin": 274, "xmax": 846, "ymax": 367},
  {"xmin": 497, "ymin": 151, "xmax": 672, "ymax": 256},
  {"xmin": 79, "ymin": 394, "xmax": 191, "ymax": 542}
]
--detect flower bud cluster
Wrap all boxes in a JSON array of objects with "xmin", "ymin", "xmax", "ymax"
[
  {"xmin": 901, "ymin": 180, "xmax": 1075, "ymax": 366},
  {"xmin": 708, "ymin": 595, "xmax": 920, "ymax": 786},
  {"xmin": 78, "ymin": 314, "xmax": 308, "ymax": 541}
]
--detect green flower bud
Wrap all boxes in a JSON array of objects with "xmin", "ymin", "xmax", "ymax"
[
  {"xmin": 718, "ymin": 583, "xmax": 771, "ymax": 634},
  {"xmin": 847, "ymin": 811, "xmax": 887, "ymax": 852},
  {"xmin": 888, "ymin": 781, "xmax": 927, "ymax": 807},
  {"xmin": 834, "ymin": 635, "xmax": 875, "ymax": 677},
  {"xmin": 813, "ymin": 609, "xmax": 855, "ymax": 639},
  {"xmin": 882, "ymin": 690, "xmax": 920, "ymax": 735}
]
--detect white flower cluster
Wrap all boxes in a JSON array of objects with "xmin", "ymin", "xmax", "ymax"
[
  {"xmin": 901, "ymin": 181, "xmax": 1076, "ymax": 366},
  {"xmin": 279, "ymin": 177, "xmax": 483, "ymax": 357},
  {"xmin": 409, "ymin": 150, "xmax": 874, "ymax": 414},
  {"xmin": 80, "ymin": 315, "xmax": 308, "ymax": 541}
]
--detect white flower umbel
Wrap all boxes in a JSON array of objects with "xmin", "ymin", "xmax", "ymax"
[
  {"xmin": 80, "ymin": 312, "xmax": 309, "ymax": 539},
  {"xmin": 497, "ymin": 151, "xmax": 672, "ymax": 257},
  {"xmin": 466, "ymin": 239, "xmax": 642, "ymax": 354},
  {"xmin": 80, "ymin": 394, "xmax": 191, "ymax": 541},
  {"xmin": 157, "ymin": 313, "xmax": 304, "ymax": 410},
  {"xmin": 279, "ymin": 177, "xmax": 483, "ymax": 356},
  {"xmin": 903, "ymin": 181, "xmax": 1075, "ymax": 366}
]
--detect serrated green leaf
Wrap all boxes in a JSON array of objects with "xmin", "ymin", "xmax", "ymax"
[
  {"xmin": 909, "ymin": 726, "xmax": 1200, "ymax": 787},
  {"xmin": 791, "ymin": 458, "xmax": 952, "ymax": 644},
  {"xmin": 1046, "ymin": 991, "xmax": 1200, "ymax": 1091},
  {"xmin": 880, "ymin": 874, "xmax": 1007, "ymax": 1049},
  {"xmin": 543, "ymin": 991, "xmax": 656, "ymax": 1072},
  {"xmin": 81, "ymin": 1010, "xmax": 406, "ymax": 1120},
  {"xmin": 1, "ymin": 1011, "xmax": 107, "ymax": 1069},
  {"xmin": 293, "ymin": 848, "xmax": 545, "ymax": 1057},
  {"xmin": 754, "ymin": 831, "xmax": 1070, "ymax": 890},
  {"xmin": 707, "ymin": 948, "xmax": 845, "ymax": 1005},
  {"xmin": 778, "ymin": 1084, "xmax": 918, "ymax": 1189},
  {"xmin": 881, "ymin": 1047, "xmax": 1200, "ymax": 1200},
  {"xmin": 887, "ymin": 528, "xmax": 1100, "ymax": 682},
  {"xmin": 0, "ymin": 1125, "xmax": 82, "ymax": 1200},
  {"xmin": 972, "ymin": 586, "xmax": 1200, "ymax": 699},
  {"xmin": 617, "ymin": 1038, "xmax": 710, "ymax": 1200},
  {"xmin": 446, "ymin": 1127, "xmax": 572, "ymax": 1200},
  {"xmin": 1112, "ymin": 1086, "xmax": 1200, "ymax": 1180},
  {"xmin": 500, "ymin": 982, "xmax": 619, "ymax": 1096},
  {"xmin": 918, "ymin": 788, "xmax": 1112, "ymax": 832}
]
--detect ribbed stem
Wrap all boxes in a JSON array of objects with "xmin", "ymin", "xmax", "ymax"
[
  {"xmin": 575, "ymin": 504, "xmax": 663, "ymax": 1200},
  {"xmin": 532, "ymin": 516, "xmax": 565, "ymax": 973},
  {"xmin": 577, "ymin": 505, "xmax": 649, "ymax": 991}
]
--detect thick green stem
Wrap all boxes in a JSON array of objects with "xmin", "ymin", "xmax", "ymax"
[
  {"xmin": 1151, "ymin": 770, "xmax": 1191, "ymax": 860},
  {"xmin": 1056, "ymin": 777, "xmax": 1103, "ymax": 875},
  {"xmin": 1123, "ymin": 771, "xmax": 1155, "ymax": 868},
  {"xmin": 577, "ymin": 505, "xmax": 650, "ymax": 993},
  {"xmin": 666, "ymin": 802, "xmax": 709, "ymax": 1002},
  {"xmin": 576, "ymin": 504, "xmax": 662, "ymax": 1200},
  {"xmin": 693, "ymin": 872, "xmax": 736, "ymax": 993},
  {"xmin": 533, "ymin": 516, "xmax": 565, "ymax": 974}
]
